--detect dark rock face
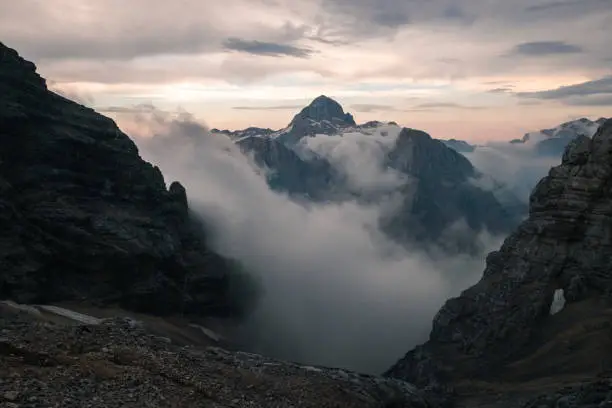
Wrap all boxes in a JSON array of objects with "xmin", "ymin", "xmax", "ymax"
[
  {"xmin": 383, "ymin": 129, "xmax": 518, "ymax": 249},
  {"xmin": 291, "ymin": 95, "xmax": 356, "ymax": 127},
  {"xmin": 236, "ymin": 135, "xmax": 341, "ymax": 200},
  {"xmin": 385, "ymin": 120, "xmax": 612, "ymax": 398},
  {"xmin": 0, "ymin": 42, "xmax": 236, "ymax": 316}
]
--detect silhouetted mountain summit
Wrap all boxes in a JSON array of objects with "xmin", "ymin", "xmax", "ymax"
[
  {"xmin": 276, "ymin": 95, "xmax": 356, "ymax": 145},
  {"xmin": 290, "ymin": 95, "xmax": 356, "ymax": 127}
]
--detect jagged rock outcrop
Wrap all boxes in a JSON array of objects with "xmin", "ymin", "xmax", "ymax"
[
  {"xmin": 0, "ymin": 42, "xmax": 238, "ymax": 316},
  {"xmin": 386, "ymin": 119, "xmax": 612, "ymax": 404},
  {"xmin": 0, "ymin": 304, "xmax": 433, "ymax": 408}
]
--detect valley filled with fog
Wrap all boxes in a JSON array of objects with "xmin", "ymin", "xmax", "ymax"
[{"xmin": 131, "ymin": 101, "xmax": 598, "ymax": 373}]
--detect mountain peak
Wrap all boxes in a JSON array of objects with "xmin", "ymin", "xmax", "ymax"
[
  {"xmin": 290, "ymin": 95, "xmax": 356, "ymax": 127},
  {"xmin": 312, "ymin": 94, "xmax": 335, "ymax": 103}
]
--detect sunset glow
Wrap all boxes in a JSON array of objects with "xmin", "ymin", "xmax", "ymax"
[{"xmin": 2, "ymin": 0, "xmax": 610, "ymax": 141}]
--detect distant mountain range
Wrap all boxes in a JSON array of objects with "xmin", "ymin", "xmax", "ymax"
[
  {"xmin": 440, "ymin": 117, "xmax": 608, "ymax": 157},
  {"xmin": 214, "ymin": 96, "xmax": 523, "ymax": 252},
  {"xmin": 215, "ymin": 99, "xmax": 608, "ymax": 253}
]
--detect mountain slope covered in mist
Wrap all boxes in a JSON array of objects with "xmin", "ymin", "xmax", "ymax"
[
  {"xmin": 454, "ymin": 117, "xmax": 609, "ymax": 207},
  {"xmin": 510, "ymin": 117, "xmax": 606, "ymax": 156},
  {"xmin": 227, "ymin": 96, "xmax": 522, "ymax": 252},
  {"xmin": 135, "ymin": 100, "xmax": 513, "ymax": 374}
]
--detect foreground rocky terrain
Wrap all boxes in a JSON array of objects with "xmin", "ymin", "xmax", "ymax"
[
  {"xmin": 0, "ymin": 302, "xmax": 432, "ymax": 408},
  {"xmin": 385, "ymin": 119, "xmax": 612, "ymax": 406},
  {"xmin": 5, "ymin": 300, "xmax": 612, "ymax": 408}
]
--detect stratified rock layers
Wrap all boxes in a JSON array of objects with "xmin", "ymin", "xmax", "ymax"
[
  {"xmin": 0, "ymin": 42, "xmax": 235, "ymax": 316},
  {"xmin": 386, "ymin": 120, "xmax": 612, "ymax": 395}
]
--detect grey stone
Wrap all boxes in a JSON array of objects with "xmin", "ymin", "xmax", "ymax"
[
  {"xmin": 2, "ymin": 391, "xmax": 18, "ymax": 401},
  {"xmin": 385, "ymin": 119, "xmax": 612, "ymax": 399},
  {"xmin": 0, "ymin": 311, "xmax": 434, "ymax": 408}
]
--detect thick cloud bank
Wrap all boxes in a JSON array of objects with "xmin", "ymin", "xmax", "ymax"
[
  {"xmin": 463, "ymin": 142, "xmax": 560, "ymax": 203},
  {"xmin": 134, "ymin": 110, "xmax": 501, "ymax": 374},
  {"xmin": 299, "ymin": 125, "xmax": 407, "ymax": 195}
]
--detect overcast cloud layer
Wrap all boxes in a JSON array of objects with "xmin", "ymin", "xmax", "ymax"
[
  {"xmin": 133, "ymin": 110, "xmax": 501, "ymax": 373},
  {"xmin": 1, "ymin": 0, "xmax": 610, "ymax": 140}
]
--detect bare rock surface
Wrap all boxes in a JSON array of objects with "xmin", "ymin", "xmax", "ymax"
[
  {"xmin": 385, "ymin": 119, "xmax": 612, "ymax": 406},
  {"xmin": 0, "ymin": 42, "xmax": 241, "ymax": 316},
  {"xmin": 0, "ymin": 305, "xmax": 433, "ymax": 408}
]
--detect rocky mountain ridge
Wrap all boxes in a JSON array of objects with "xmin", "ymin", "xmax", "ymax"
[
  {"xmin": 381, "ymin": 127, "xmax": 517, "ymax": 248},
  {"xmin": 0, "ymin": 42, "xmax": 243, "ymax": 317},
  {"xmin": 440, "ymin": 139, "xmax": 476, "ymax": 153},
  {"xmin": 510, "ymin": 117, "xmax": 607, "ymax": 157},
  {"xmin": 385, "ymin": 118, "xmax": 612, "ymax": 406}
]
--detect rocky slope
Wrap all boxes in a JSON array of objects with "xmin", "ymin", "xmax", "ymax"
[
  {"xmin": 382, "ymin": 128, "xmax": 516, "ymax": 249},
  {"xmin": 0, "ymin": 302, "xmax": 433, "ymax": 408},
  {"xmin": 0, "ymin": 42, "xmax": 241, "ymax": 316},
  {"xmin": 385, "ymin": 119, "xmax": 612, "ymax": 406},
  {"xmin": 235, "ymin": 135, "xmax": 341, "ymax": 200}
]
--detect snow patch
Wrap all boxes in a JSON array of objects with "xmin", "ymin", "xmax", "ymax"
[
  {"xmin": 549, "ymin": 288, "xmax": 566, "ymax": 315},
  {"xmin": 1, "ymin": 300, "xmax": 43, "ymax": 317},
  {"xmin": 189, "ymin": 323, "xmax": 223, "ymax": 342},
  {"xmin": 234, "ymin": 135, "xmax": 257, "ymax": 144},
  {"xmin": 302, "ymin": 365, "xmax": 323, "ymax": 373},
  {"xmin": 38, "ymin": 305, "xmax": 103, "ymax": 325}
]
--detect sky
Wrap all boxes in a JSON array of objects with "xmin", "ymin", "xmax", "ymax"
[{"xmin": 1, "ymin": 0, "xmax": 611, "ymax": 141}]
